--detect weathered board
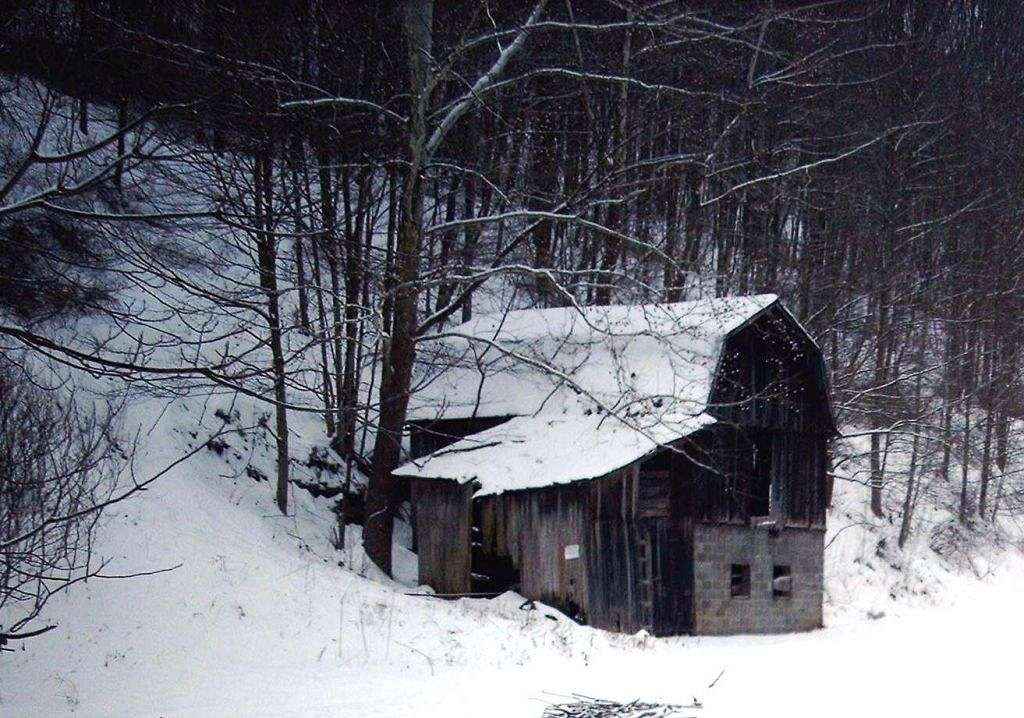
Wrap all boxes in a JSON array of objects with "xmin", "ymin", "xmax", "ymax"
[
  {"xmin": 410, "ymin": 478, "xmax": 473, "ymax": 594},
  {"xmin": 475, "ymin": 482, "xmax": 590, "ymax": 621}
]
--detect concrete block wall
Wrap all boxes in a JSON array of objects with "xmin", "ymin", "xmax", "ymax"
[{"xmin": 692, "ymin": 524, "xmax": 823, "ymax": 635}]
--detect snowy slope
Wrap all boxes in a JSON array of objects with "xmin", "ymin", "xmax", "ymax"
[
  {"xmin": 2, "ymin": 396, "xmax": 1024, "ymax": 718},
  {"xmin": 0, "ymin": 396, "xmax": 622, "ymax": 716}
]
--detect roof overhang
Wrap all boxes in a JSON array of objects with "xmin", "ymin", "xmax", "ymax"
[{"xmin": 395, "ymin": 412, "xmax": 716, "ymax": 497}]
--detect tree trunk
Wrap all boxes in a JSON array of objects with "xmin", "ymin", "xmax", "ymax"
[
  {"xmin": 977, "ymin": 408, "xmax": 994, "ymax": 518},
  {"xmin": 460, "ymin": 165, "xmax": 491, "ymax": 323},
  {"xmin": 434, "ymin": 176, "xmax": 461, "ymax": 313},
  {"xmin": 310, "ymin": 234, "xmax": 336, "ymax": 435},
  {"xmin": 869, "ymin": 289, "xmax": 889, "ymax": 518},
  {"xmin": 114, "ymin": 103, "xmax": 126, "ymax": 191},
  {"xmin": 594, "ymin": 14, "xmax": 631, "ymax": 305},
  {"xmin": 288, "ymin": 135, "xmax": 312, "ymax": 332},
  {"xmin": 254, "ymin": 147, "xmax": 290, "ymax": 515},
  {"xmin": 337, "ymin": 168, "xmax": 368, "ymax": 461},
  {"xmin": 365, "ymin": 0, "xmax": 434, "ymax": 575},
  {"xmin": 661, "ymin": 134, "xmax": 682, "ymax": 302},
  {"xmin": 976, "ymin": 335, "xmax": 995, "ymax": 517},
  {"xmin": 958, "ymin": 388, "xmax": 973, "ymax": 523},
  {"xmin": 958, "ymin": 330, "xmax": 976, "ymax": 524},
  {"xmin": 315, "ymin": 142, "xmax": 346, "ymax": 447},
  {"xmin": 680, "ymin": 163, "xmax": 703, "ymax": 296},
  {"xmin": 939, "ymin": 323, "xmax": 960, "ymax": 483},
  {"xmin": 898, "ymin": 326, "xmax": 926, "ymax": 548}
]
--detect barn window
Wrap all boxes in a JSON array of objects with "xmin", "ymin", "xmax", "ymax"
[
  {"xmin": 772, "ymin": 565, "xmax": 792, "ymax": 598},
  {"xmin": 730, "ymin": 563, "xmax": 751, "ymax": 597}
]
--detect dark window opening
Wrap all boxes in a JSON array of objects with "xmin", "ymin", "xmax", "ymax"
[
  {"xmin": 730, "ymin": 563, "xmax": 751, "ymax": 598},
  {"xmin": 772, "ymin": 565, "xmax": 792, "ymax": 598},
  {"xmin": 640, "ymin": 448, "xmax": 673, "ymax": 473},
  {"xmin": 409, "ymin": 416, "xmax": 514, "ymax": 460},
  {"xmin": 750, "ymin": 433, "xmax": 772, "ymax": 516},
  {"xmin": 470, "ymin": 503, "xmax": 519, "ymax": 595}
]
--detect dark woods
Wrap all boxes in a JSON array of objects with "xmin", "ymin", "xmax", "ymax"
[{"xmin": 1, "ymin": 1, "xmax": 1023, "ymax": 575}]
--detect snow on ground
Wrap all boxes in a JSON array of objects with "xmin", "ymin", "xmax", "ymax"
[{"xmin": 2, "ymin": 396, "xmax": 1023, "ymax": 717}]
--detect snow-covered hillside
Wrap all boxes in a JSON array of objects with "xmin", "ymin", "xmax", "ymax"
[{"xmin": 2, "ymin": 393, "xmax": 1023, "ymax": 718}]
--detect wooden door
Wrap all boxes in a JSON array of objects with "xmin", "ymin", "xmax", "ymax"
[{"xmin": 638, "ymin": 517, "xmax": 692, "ymax": 636}]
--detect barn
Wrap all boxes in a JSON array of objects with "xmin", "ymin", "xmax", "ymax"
[{"xmin": 394, "ymin": 294, "xmax": 834, "ymax": 636}]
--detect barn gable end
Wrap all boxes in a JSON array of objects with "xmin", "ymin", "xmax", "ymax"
[{"xmin": 683, "ymin": 302, "xmax": 835, "ymax": 528}]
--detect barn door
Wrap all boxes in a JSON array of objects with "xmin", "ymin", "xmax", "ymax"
[
  {"xmin": 637, "ymin": 463, "xmax": 690, "ymax": 636},
  {"xmin": 636, "ymin": 517, "xmax": 691, "ymax": 636}
]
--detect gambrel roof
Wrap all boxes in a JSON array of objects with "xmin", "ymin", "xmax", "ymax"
[
  {"xmin": 397, "ymin": 294, "xmax": 814, "ymax": 496},
  {"xmin": 407, "ymin": 294, "xmax": 780, "ymax": 422}
]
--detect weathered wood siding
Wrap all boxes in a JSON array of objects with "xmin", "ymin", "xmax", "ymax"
[
  {"xmin": 411, "ymin": 478, "xmax": 473, "ymax": 594},
  {"xmin": 472, "ymin": 460, "xmax": 695, "ymax": 636},
  {"xmin": 586, "ymin": 466, "xmax": 639, "ymax": 632},
  {"xmin": 476, "ymin": 482, "xmax": 590, "ymax": 620},
  {"xmin": 678, "ymin": 427, "xmax": 830, "ymax": 528},
  {"xmin": 684, "ymin": 305, "xmax": 834, "ymax": 528},
  {"xmin": 710, "ymin": 304, "xmax": 834, "ymax": 434},
  {"xmin": 653, "ymin": 448, "xmax": 696, "ymax": 635},
  {"xmin": 584, "ymin": 457, "xmax": 695, "ymax": 636}
]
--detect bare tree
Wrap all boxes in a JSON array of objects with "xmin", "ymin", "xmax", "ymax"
[{"xmin": 0, "ymin": 358, "xmax": 123, "ymax": 648}]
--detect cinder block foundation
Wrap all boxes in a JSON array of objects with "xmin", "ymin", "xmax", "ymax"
[{"xmin": 692, "ymin": 524, "xmax": 824, "ymax": 635}]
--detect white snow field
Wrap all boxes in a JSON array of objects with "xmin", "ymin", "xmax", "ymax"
[{"xmin": 2, "ymin": 397, "xmax": 1022, "ymax": 718}]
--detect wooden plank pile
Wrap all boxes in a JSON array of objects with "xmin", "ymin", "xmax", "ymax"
[{"xmin": 541, "ymin": 695, "xmax": 701, "ymax": 717}]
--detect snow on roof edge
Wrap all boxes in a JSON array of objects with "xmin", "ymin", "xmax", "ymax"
[{"xmin": 395, "ymin": 412, "xmax": 718, "ymax": 497}]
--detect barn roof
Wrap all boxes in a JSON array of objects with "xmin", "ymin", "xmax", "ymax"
[
  {"xmin": 397, "ymin": 294, "xmax": 793, "ymax": 495},
  {"xmin": 407, "ymin": 293, "xmax": 780, "ymax": 423},
  {"xmin": 393, "ymin": 412, "xmax": 716, "ymax": 496}
]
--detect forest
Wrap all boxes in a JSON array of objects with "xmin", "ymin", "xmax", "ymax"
[{"xmin": 3, "ymin": 0, "xmax": 1024, "ymax": 672}]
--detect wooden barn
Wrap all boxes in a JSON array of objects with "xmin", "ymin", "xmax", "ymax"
[{"xmin": 395, "ymin": 295, "xmax": 834, "ymax": 636}]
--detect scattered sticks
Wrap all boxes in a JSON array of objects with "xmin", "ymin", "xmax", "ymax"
[{"xmin": 540, "ymin": 694, "xmax": 702, "ymax": 718}]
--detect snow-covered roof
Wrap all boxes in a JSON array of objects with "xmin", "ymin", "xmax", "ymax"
[
  {"xmin": 397, "ymin": 294, "xmax": 785, "ymax": 495},
  {"xmin": 393, "ymin": 412, "xmax": 717, "ymax": 496},
  {"xmin": 407, "ymin": 294, "xmax": 779, "ymax": 422}
]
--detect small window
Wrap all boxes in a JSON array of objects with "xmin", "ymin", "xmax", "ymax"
[
  {"xmin": 730, "ymin": 564, "xmax": 751, "ymax": 598},
  {"xmin": 772, "ymin": 565, "xmax": 792, "ymax": 598}
]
